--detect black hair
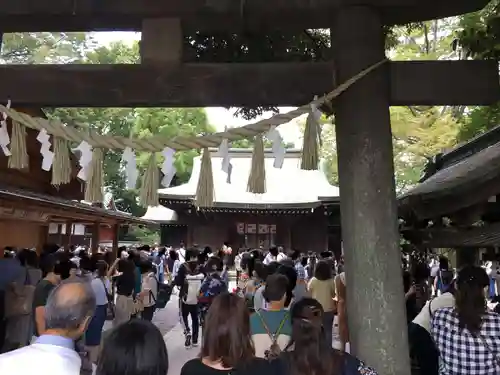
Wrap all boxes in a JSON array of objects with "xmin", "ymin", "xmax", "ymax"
[
  {"xmin": 455, "ymin": 266, "xmax": 489, "ymax": 335},
  {"xmin": 269, "ymin": 246, "xmax": 279, "ymax": 257},
  {"xmin": 185, "ymin": 248, "xmax": 200, "ymax": 262},
  {"xmin": 403, "ymin": 270, "xmax": 411, "ymax": 293},
  {"xmin": 314, "ymin": 261, "xmax": 333, "ymax": 281},
  {"xmin": 412, "ymin": 262, "xmax": 430, "ymax": 283},
  {"xmin": 439, "ymin": 256, "xmax": 449, "ymax": 271},
  {"xmin": 206, "ymin": 256, "xmax": 223, "ymax": 273},
  {"xmin": 17, "ymin": 249, "xmax": 38, "ymax": 268},
  {"xmin": 53, "ymin": 257, "xmax": 73, "ymax": 280},
  {"xmin": 168, "ymin": 249, "xmax": 178, "ymax": 260},
  {"xmin": 139, "ymin": 260, "xmax": 155, "ymax": 274},
  {"xmin": 96, "ymin": 320, "xmax": 168, "ymax": 375},
  {"xmin": 266, "ymin": 261, "xmax": 281, "ymax": 276},
  {"xmin": 79, "ymin": 256, "xmax": 93, "ymax": 272},
  {"xmin": 285, "ymin": 298, "xmax": 343, "ymax": 375},
  {"xmin": 263, "ymin": 273, "xmax": 289, "ymax": 303},
  {"xmin": 276, "ymin": 264, "xmax": 297, "ymax": 307}
]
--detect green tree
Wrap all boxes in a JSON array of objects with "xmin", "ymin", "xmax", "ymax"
[
  {"xmin": 24, "ymin": 39, "xmax": 212, "ymax": 219},
  {"xmin": 454, "ymin": 1, "xmax": 500, "ymax": 142},
  {"xmin": 1, "ymin": 32, "xmax": 95, "ymax": 63},
  {"xmin": 319, "ymin": 21, "xmax": 463, "ymax": 191},
  {"xmin": 184, "ymin": 27, "xmax": 400, "ymax": 119}
]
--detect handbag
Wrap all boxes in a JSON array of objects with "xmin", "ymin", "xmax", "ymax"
[
  {"xmin": 4, "ymin": 268, "xmax": 35, "ymax": 318},
  {"xmin": 100, "ymin": 278, "xmax": 115, "ymax": 321}
]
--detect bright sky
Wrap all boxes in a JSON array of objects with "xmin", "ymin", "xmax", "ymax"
[{"xmin": 94, "ymin": 32, "xmax": 303, "ymax": 146}]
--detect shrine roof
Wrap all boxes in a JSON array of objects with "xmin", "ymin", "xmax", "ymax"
[
  {"xmin": 158, "ymin": 148, "xmax": 339, "ymax": 209},
  {"xmin": 400, "ymin": 125, "xmax": 500, "ymax": 219},
  {"xmin": 0, "ymin": 184, "xmax": 154, "ymax": 225}
]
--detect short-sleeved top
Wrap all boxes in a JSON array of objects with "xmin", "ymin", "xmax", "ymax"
[
  {"xmin": 181, "ymin": 358, "xmax": 273, "ymax": 375},
  {"xmin": 114, "ymin": 273, "xmax": 135, "ymax": 297},
  {"xmin": 90, "ymin": 277, "xmax": 109, "ymax": 306},
  {"xmin": 432, "ymin": 307, "xmax": 500, "ymax": 375},
  {"xmin": 32, "ymin": 279, "xmax": 56, "ymax": 336},
  {"xmin": 308, "ymin": 277, "xmax": 336, "ymax": 312},
  {"xmin": 250, "ymin": 309, "xmax": 292, "ymax": 358}
]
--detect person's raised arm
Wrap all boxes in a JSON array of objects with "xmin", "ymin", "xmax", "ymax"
[{"xmin": 107, "ymin": 258, "xmax": 120, "ymax": 278}]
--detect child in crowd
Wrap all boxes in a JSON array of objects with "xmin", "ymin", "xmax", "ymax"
[{"xmin": 198, "ymin": 256, "xmax": 227, "ymax": 326}]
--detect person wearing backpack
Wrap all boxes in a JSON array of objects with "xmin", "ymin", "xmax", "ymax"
[
  {"xmin": 250, "ymin": 273, "xmax": 292, "ymax": 359},
  {"xmin": 174, "ymin": 249, "xmax": 204, "ymax": 349},
  {"xmin": 433, "ymin": 257, "xmax": 453, "ymax": 296},
  {"xmin": 138, "ymin": 262, "xmax": 158, "ymax": 322},
  {"xmin": 198, "ymin": 256, "xmax": 227, "ymax": 326}
]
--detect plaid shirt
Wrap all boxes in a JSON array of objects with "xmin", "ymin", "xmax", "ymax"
[{"xmin": 431, "ymin": 307, "xmax": 500, "ymax": 375}]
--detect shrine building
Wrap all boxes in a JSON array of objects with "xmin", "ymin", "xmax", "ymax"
[
  {"xmin": 0, "ymin": 107, "xmax": 151, "ymax": 256},
  {"xmin": 142, "ymin": 148, "xmax": 341, "ymax": 252}
]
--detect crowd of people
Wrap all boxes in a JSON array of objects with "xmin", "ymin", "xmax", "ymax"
[{"xmin": 0, "ymin": 243, "xmax": 499, "ymax": 375}]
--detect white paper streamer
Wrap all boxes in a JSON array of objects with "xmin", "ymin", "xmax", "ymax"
[
  {"xmin": 219, "ymin": 137, "xmax": 233, "ymax": 183},
  {"xmin": 310, "ymin": 95, "xmax": 322, "ymax": 123},
  {"xmin": 36, "ymin": 128, "xmax": 54, "ymax": 171},
  {"xmin": 161, "ymin": 147, "xmax": 176, "ymax": 187},
  {"xmin": 74, "ymin": 141, "xmax": 93, "ymax": 181},
  {"xmin": 266, "ymin": 126, "xmax": 286, "ymax": 168},
  {"xmin": 121, "ymin": 147, "xmax": 139, "ymax": 189},
  {"xmin": 0, "ymin": 100, "xmax": 11, "ymax": 156}
]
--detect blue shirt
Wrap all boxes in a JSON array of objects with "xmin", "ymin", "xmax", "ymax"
[
  {"xmin": 0, "ymin": 258, "xmax": 23, "ymax": 291},
  {"xmin": 36, "ymin": 334, "xmax": 75, "ymax": 350}
]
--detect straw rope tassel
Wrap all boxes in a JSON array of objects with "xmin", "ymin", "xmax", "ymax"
[
  {"xmin": 139, "ymin": 153, "xmax": 160, "ymax": 207},
  {"xmin": 84, "ymin": 148, "xmax": 104, "ymax": 203},
  {"xmin": 300, "ymin": 109, "xmax": 321, "ymax": 170},
  {"xmin": 8, "ymin": 120, "xmax": 28, "ymax": 170},
  {"xmin": 51, "ymin": 138, "xmax": 72, "ymax": 185},
  {"xmin": 195, "ymin": 148, "xmax": 215, "ymax": 208},
  {"xmin": 247, "ymin": 134, "xmax": 266, "ymax": 194}
]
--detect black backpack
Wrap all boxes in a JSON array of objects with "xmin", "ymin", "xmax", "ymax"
[{"xmin": 150, "ymin": 275, "xmax": 172, "ymax": 309}]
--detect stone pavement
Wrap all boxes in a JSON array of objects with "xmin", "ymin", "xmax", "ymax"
[
  {"xmin": 163, "ymin": 322, "xmax": 199, "ymax": 375},
  {"xmin": 163, "ymin": 281, "xmax": 237, "ymax": 375}
]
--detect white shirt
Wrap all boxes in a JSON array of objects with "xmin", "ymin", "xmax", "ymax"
[
  {"xmin": 178, "ymin": 248, "xmax": 186, "ymax": 264},
  {"xmin": 141, "ymin": 273, "xmax": 158, "ymax": 307},
  {"xmin": 277, "ymin": 252, "xmax": 287, "ymax": 262},
  {"xmin": 0, "ymin": 337, "xmax": 81, "ymax": 375},
  {"xmin": 263, "ymin": 253, "xmax": 277, "ymax": 265},
  {"xmin": 413, "ymin": 291, "xmax": 455, "ymax": 332}
]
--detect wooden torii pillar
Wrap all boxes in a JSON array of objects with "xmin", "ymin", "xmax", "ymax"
[{"xmin": 331, "ymin": 8, "xmax": 409, "ymax": 375}]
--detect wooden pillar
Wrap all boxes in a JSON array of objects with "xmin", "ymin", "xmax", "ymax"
[
  {"xmin": 111, "ymin": 223, "xmax": 119, "ymax": 261},
  {"xmin": 140, "ymin": 18, "xmax": 182, "ymax": 64},
  {"xmin": 91, "ymin": 223, "xmax": 100, "ymax": 255},
  {"xmin": 331, "ymin": 7, "xmax": 410, "ymax": 375}
]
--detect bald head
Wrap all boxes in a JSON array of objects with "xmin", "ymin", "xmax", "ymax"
[{"xmin": 45, "ymin": 279, "xmax": 96, "ymax": 332}]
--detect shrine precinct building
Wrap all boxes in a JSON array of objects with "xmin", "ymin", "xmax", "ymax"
[{"xmin": 143, "ymin": 148, "xmax": 341, "ymax": 253}]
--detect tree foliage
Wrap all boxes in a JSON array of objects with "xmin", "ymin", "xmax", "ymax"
[
  {"xmin": 454, "ymin": 1, "xmax": 500, "ymax": 142},
  {"xmin": 319, "ymin": 20, "xmax": 463, "ymax": 191},
  {"xmin": 2, "ymin": 34, "xmax": 211, "ymax": 223}
]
